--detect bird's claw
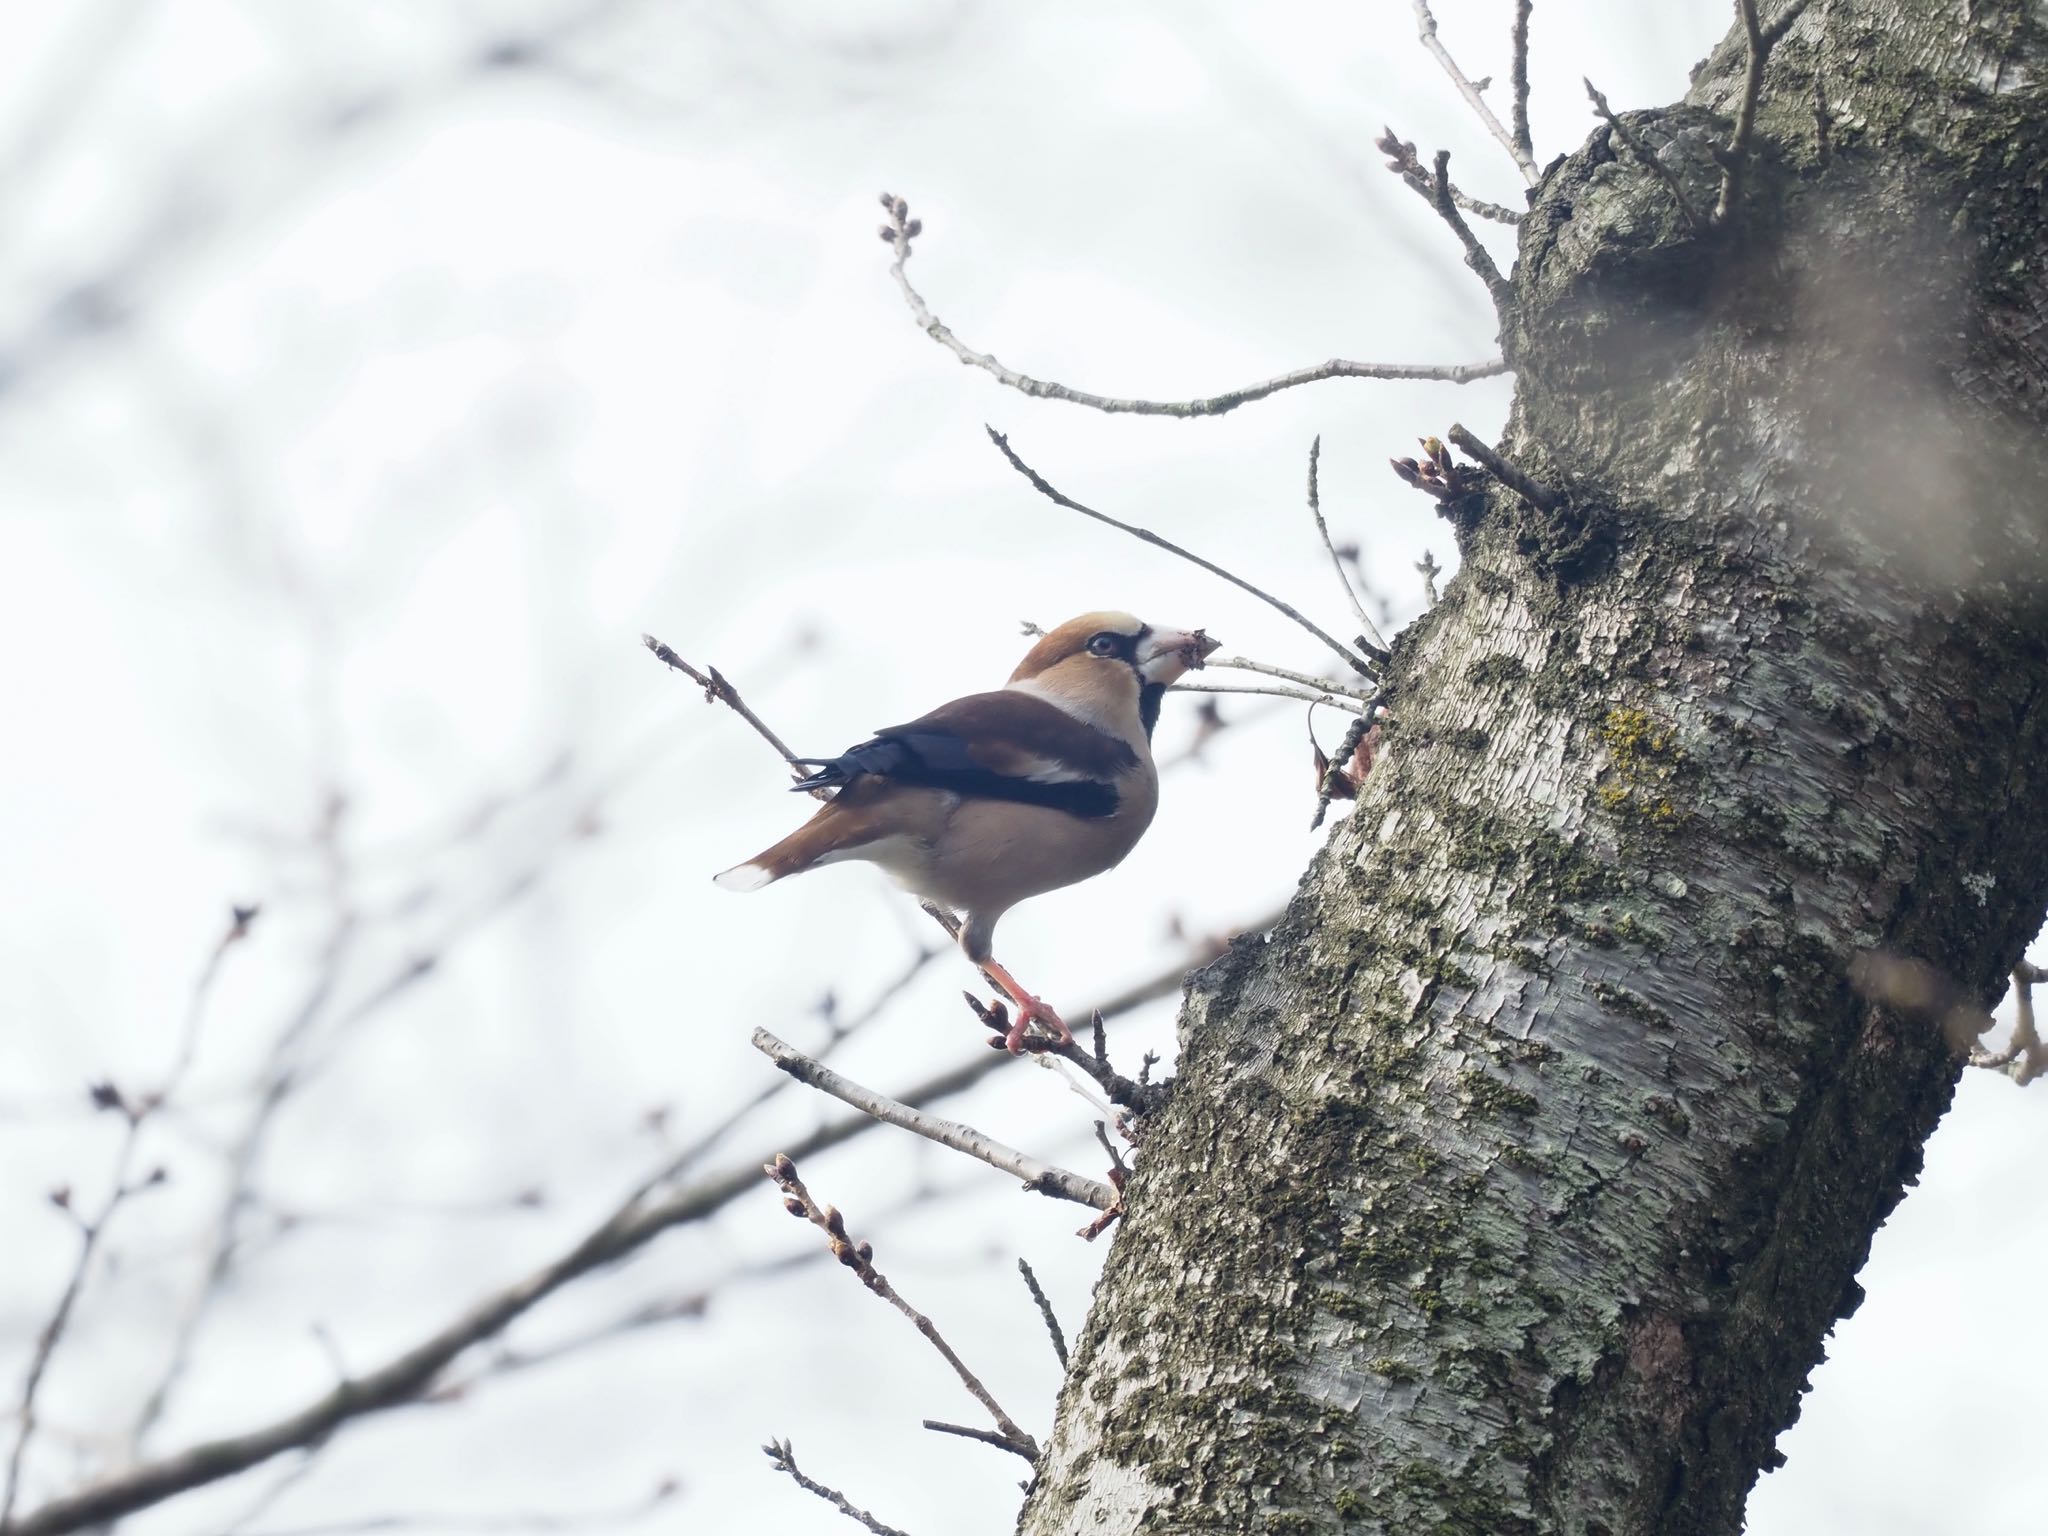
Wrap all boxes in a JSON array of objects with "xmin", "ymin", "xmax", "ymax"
[{"xmin": 1005, "ymin": 995, "xmax": 1072, "ymax": 1054}]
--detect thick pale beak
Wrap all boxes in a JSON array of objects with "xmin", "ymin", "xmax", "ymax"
[{"xmin": 1138, "ymin": 627, "xmax": 1221, "ymax": 684}]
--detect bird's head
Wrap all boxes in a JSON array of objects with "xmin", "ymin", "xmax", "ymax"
[{"xmin": 1008, "ymin": 612, "xmax": 1220, "ymax": 738}]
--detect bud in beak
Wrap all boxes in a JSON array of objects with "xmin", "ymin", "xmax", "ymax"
[{"xmin": 1138, "ymin": 627, "xmax": 1221, "ymax": 684}]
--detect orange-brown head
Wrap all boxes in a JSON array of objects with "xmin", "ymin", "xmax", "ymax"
[{"xmin": 1007, "ymin": 612, "xmax": 1219, "ymax": 740}]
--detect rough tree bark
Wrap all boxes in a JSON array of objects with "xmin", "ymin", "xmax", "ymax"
[{"xmin": 1020, "ymin": 4, "xmax": 2048, "ymax": 1533}]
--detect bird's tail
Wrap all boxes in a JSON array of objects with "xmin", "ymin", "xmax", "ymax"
[{"xmin": 712, "ymin": 798, "xmax": 880, "ymax": 892}]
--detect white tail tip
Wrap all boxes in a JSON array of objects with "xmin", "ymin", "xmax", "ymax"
[{"xmin": 713, "ymin": 862, "xmax": 773, "ymax": 892}]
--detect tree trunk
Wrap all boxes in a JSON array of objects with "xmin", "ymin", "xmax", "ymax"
[{"xmin": 1019, "ymin": 4, "xmax": 2048, "ymax": 1533}]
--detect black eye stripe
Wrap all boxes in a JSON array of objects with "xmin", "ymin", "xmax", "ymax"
[{"xmin": 1087, "ymin": 630, "xmax": 1138, "ymax": 660}]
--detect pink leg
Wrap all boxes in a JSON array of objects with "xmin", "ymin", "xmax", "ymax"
[{"xmin": 980, "ymin": 958, "xmax": 1072, "ymax": 1053}]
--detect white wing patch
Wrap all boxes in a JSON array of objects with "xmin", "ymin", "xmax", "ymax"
[{"xmin": 712, "ymin": 862, "xmax": 774, "ymax": 892}]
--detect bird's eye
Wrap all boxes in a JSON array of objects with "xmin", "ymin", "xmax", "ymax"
[{"xmin": 1087, "ymin": 633, "xmax": 1121, "ymax": 658}]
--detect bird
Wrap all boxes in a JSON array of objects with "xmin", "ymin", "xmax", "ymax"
[{"xmin": 714, "ymin": 612, "xmax": 1219, "ymax": 1051}]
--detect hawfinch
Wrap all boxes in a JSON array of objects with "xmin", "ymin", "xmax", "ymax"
[{"xmin": 716, "ymin": 612, "xmax": 1219, "ymax": 1051}]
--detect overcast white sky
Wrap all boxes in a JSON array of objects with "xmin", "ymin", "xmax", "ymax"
[{"xmin": 2, "ymin": 3, "xmax": 2044, "ymax": 1533}]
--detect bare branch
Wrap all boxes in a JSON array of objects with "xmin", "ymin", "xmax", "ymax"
[
  {"xmin": 762, "ymin": 1441, "xmax": 913, "ymax": 1536},
  {"xmin": 752, "ymin": 1029, "xmax": 1114, "ymax": 1210},
  {"xmin": 1306, "ymin": 437, "xmax": 1389, "ymax": 654},
  {"xmin": 1017, "ymin": 1259, "xmax": 1069, "ymax": 1369},
  {"xmin": 1375, "ymin": 127, "xmax": 1521, "ymax": 225},
  {"xmin": 2, "ymin": 1072, "xmax": 972, "ymax": 1535},
  {"xmin": 1208, "ymin": 652, "xmax": 1372, "ymax": 702},
  {"xmin": 1715, "ymin": 0, "xmax": 1816, "ymax": 227},
  {"xmin": 920, "ymin": 1420, "xmax": 1025, "ymax": 1454},
  {"xmin": 879, "ymin": 194, "xmax": 1505, "ymax": 416},
  {"xmin": 1511, "ymin": 0, "xmax": 1535, "ymax": 164},
  {"xmin": 765, "ymin": 1157, "xmax": 1039, "ymax": 1461},
  {"xmin": 1430, "ymin": 151, "xmax": 1517, "ymax": 319},
  {"xmin": 3, "ymin": 1115, "xmax": 152, "ymax": 1529},
  {"xmin": 985, "ymin": 427, "xmax": 1377, "ymax": 683},
  {"xmin": 1412, "ymin": 1, "xmax": 1540, "ymax": 185},
  {"xmin": 1585, "ymin": 79, "xmax": 1707, "ymax": 231},
  {"xmin": 1170, "ymin": 678, "xmax": 1366, "ymax": 713},
  {"xmin": 641, "ymin": 634, "xmax": 815, "ymax": 789},
  {"xmin": 6, "ymin": 907, "xmax": 1235, "ymax": 1536},
  {"xmin": 1447, "ymin": 422, "xmax": 1561, "ymax": 509},
  {"xmin": 4, "ymin": 904, "xmax": 257, "ymax": 1525}
]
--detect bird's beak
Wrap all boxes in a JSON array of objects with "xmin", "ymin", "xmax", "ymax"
[{"xmin": 1138, "ymin": 627, "xmax": 1221, "ymax": 684}]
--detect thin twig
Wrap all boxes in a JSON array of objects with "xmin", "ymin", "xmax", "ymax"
[
  {"xmin": 1388, "ymin": 159, "xmax": 1523, "ymax": 224},
  {"xmin": 762, "ymin": 1441, "xmax": 912, "ymax": 1536},
  {"xmin": 752, "ymin": 1030, "xmax": 1114, "ymax": 1209},
  {"xmin": 129, "ymin": 820, "xmax": 357, "ymax": 1457},
  {"xmin": 1431, "ymin": 151, "xmax": 1517, "ymax": 319},
  {"xmin": 1376, "ymin": 127, "xmax": 1521, "ymax": 225},
  {"xmin": 641, "ymin": 634, "xmax": 816, "ymax": 789},
  {"xmin": 1208, "ymin": 652, "xmax": 1372, "ymax": 702},
  {"xmin": 1306, "ymin": 437, "xmax": 1388, "ymax": 655},
  {"xmin": 879, "ymin": 193, "xmax": 1505, "ymax": 415},
  {"xmin": 920, "ymin": 1421, "xmax": 1024, "ymax": 1454},
  {"xmin": 1715, "ymin": 0, "xmax": 1816, "ymax": 227},
  {"xmin": 5, "ymin": 904, "xmax": 256, "ymax": 1522},
  {"xmin": 985, "ymin": 427, "xmax": 1376, "ymax": 683},
  {"xmin": 1511, "ymin": 0, "xmax": 1535, "ymax": 164},
  {"xmin": 1447, "ymin": 423, "xmax": 1561, "ymax": 510},
  {"xmin": 765, "ymin": 1157, "xmax": 1039, "ymax": 1462},
  {"xmin": 1585, "ymin": 79, "xmax": 1706, "ymax": 231},
  {"xmin": 1170, "ymin": 679, "xmax": 1366, "ymax": 713},
  {"xmin": 1412, "ymin": 1, "xmax": 1540, "ymax": 185},
  {"xmin": 2, "ymin": 1113, "xmax": 152, "ymax": 1529},
  {"xmin": 1017, "ymin": 1259, "xmax": 1069, "ymax": 1369}
]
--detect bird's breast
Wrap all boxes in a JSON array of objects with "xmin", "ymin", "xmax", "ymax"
[{"xmin": 892, "ymin": 765, "xmax": 1157, "ymax": 914}]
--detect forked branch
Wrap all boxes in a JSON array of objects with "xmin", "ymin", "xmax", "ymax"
[
  {"xmin": 1714, "ymin": 0, "xmax": 1816, "ymax": 226},
  {"xmin": 1412, "ymin": 1, "xmax": 1540, "ymax": 185}
]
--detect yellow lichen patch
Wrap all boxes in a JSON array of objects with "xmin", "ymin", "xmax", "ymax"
[{"xmin": 1596, "ymin": 705, "xmax": 1687, "ymax": 826}]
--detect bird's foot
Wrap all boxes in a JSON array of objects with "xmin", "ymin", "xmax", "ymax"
[
  {"xmin": 979, "ymin": 957, "xmax": 1073, "ymax": 1054},
  {"xmin": 1003, "ymin": 993, "xmax": 1072, "ymax": 1054}
]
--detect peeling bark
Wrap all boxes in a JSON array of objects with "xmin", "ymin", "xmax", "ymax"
[{"xmin": 1019, "ymin": 3, "xmax": 2048, "ymax": 1533}]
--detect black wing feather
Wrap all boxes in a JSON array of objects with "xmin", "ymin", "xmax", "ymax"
[{"xmin": 790, "ymin": 731, "xmax": 1119, "ymax": 818}]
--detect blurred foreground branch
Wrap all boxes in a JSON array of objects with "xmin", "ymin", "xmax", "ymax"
[{"xmin": 0, "ymin": 922, "xmax": 1242, "ymax": 1536}]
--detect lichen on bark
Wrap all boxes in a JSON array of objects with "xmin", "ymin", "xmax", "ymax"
[{"xmin": 1018, "ymin": 4, "xmax": 2048, "ymax": 1533}]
